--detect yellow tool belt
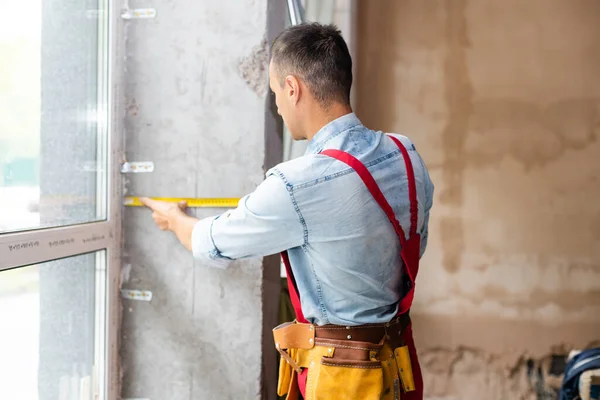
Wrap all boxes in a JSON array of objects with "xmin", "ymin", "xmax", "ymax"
[{"xmin": 273, "ymin": 314, "xmax": 415, "ymax": 400}]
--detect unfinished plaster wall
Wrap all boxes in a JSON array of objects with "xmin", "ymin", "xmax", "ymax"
[
  {"xmin": 120, "ymin": 0, "xmax": 282, "ymax": 399},
  {"xmin": 356, "ymin": 1, "xmax": 600, "ymax": 398}
]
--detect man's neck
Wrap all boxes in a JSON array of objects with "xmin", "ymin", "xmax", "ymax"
[{"xmin": 305, "ymin": 103, "xmax": 353, "ymax": 142}]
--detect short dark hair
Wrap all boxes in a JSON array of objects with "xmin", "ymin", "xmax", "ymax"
[{"xmin": 271, "ymin": 23, "xmax": 352, "ymax": 107}]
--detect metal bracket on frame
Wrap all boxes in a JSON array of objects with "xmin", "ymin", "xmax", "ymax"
[
  {"xmin": 120, "ymin": 8, "xmax": 156, "ymax": 20},
  {"xmin": 120, "ymin": 161, "xmax": 154, "ymax": 173}
]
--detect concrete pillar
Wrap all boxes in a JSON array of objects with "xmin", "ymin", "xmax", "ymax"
[{"xmin": 121, "ymin": 1, "xmax": 283, "ymax": 399}]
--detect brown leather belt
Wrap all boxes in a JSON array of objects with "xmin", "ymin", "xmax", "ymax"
[
  {"xmin": 315, "ymin": 313, "xmax": 411, "ymax": 344},
  {"xmin": 273, "ymin": 313, "xmax": 411, "ymax": 366}
]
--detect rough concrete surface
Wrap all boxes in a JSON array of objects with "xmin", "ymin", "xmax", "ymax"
[
  {"xmin": 120, "ymin": 0, "xmax": 277, "ymax": 399},
  {"xmin": 238, "ymin": 36, "xmax": 269, "ymax": 98},
  {"xmin": 356, "ymin": 0, "xmax": 600, "ymax": 398}
]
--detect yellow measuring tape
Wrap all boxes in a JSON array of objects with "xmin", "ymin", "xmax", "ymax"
[{"xmin": 124, "ymin": 196, "xmax": 241, "ymax": 208}]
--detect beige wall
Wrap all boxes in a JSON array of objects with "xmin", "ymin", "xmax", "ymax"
[{"xmin": 356, "ymin": 1, "xmax": 600, "ymax": 398}]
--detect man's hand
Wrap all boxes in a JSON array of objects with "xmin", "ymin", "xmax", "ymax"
[
  {"xmin": 140, "ymin": 197, "xmax": 188, "ymax": 231},
  {"xmin": 140, "ymin": 197, "xmax": 198, "ymax": 252}
]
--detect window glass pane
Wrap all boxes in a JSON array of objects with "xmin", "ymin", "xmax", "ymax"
[
  {"xmin": 0, "ymin": 250, "xmax": 107, "ymax": 400},
  {"xmin": 0, "ymin": 0, "xmax": 108, "ymax": 233}
]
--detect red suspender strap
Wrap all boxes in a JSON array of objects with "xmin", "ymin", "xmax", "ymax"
[
  {"xmin": 387, "ymin": 136, "xmax": 419, "ymax": 238},
  {"xmin": 387, "ymin": 137, "xmax": 421, "ymax": 314},
  {"xmin": 281, "ymin": 251, "xmax": 308, "ymax": 323}
]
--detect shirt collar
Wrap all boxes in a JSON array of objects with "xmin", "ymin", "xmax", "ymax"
[{"xmin": 305, "ymin": 112, "xmax": 362, "ymax": 155}]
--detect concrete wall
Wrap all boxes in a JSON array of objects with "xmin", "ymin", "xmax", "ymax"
[
  {"xmin": 120, "ymin": 1, "xmax": 282, "ymax": 399},
  {"xmin": 356, "ymin": 1, "xmax": 600, "ymax": 399}
]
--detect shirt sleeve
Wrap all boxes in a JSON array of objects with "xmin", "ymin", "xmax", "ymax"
[
  {"xmin": 419, "ymin": 157, "xmax": 434, "ymax": 258},
  {"xmin": 191, "ymin": 173, "xmax": 304, "ymax": 269}
]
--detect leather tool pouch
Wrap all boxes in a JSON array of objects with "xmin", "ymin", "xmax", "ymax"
[
  {"xmin": 275, "ymin": 320, "xmax": 415, "ymax": 400},
  {"xmin": 379, "ymin": 342, "xmax": 416, "ymax": 399},
  {"xmin": 300, "ymin": 338, "xmax": 384, "ymax": 400},
  {"xmin": 307, "ymin": 357, "xmax": 384, "ymax": 400},
  {"xmin": 395, "ymin": 345, "xmax": 416, "ymax": 392},
  {"xmin": 380, "ymin": 342, "xmax": 402, "ymax": 400},
  {"xmin": 277, "ymin": 347, "xmax": 296, "ymax": 397},
  {"xmin": 273, "ymin": 322, "xmax": 315, "ymax": 397}
]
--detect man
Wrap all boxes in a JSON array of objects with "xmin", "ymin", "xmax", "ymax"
[{"xmin": 142, "ymin": 23, "xmax": 433, "ymax": 400}]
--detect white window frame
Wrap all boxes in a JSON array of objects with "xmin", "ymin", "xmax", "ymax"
[{"xmin": 0, "ymin": 0, "xmax": 122, "ymax": 398}]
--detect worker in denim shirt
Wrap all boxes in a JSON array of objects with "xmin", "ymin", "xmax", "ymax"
[{"xmin": 142, "ymin": 22, "xmax": 433, "ymax": 400}]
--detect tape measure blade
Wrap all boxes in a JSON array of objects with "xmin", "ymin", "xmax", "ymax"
[
  {"xmin": 124, "ymin": 196, "xmax": 239, "ymax": 208},
  {"xmin": 123, "ymin": 197, "xmax": 143, "ymax": 206}
]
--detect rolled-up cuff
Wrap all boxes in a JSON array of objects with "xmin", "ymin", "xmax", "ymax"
[{"xmin": 191, "ymin": 216, "xmax": 233, "ymax": 269}]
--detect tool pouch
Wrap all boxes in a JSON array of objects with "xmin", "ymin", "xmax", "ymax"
[
  {"xmin": 380, "ymin": 342, "xmax": 402, "ymax": 400},
  {"xmin": 274, "ymin": 322, "xmax": 315, "ymax": 398},
  {"xmin": 395, "ymin": 345, "xmax": 416, "ymax": 392},
  {"xmin": 306, "ymin": 357, "xmax": 384, "ymax": 400},
  {"xmin": 277, "ymin": 347, "xmax": 296, "ymax": 397},
  {"xmin": 379, "ymin": 341, "xmax": 416, "ymax": 400},
  {"xmin": 274, "ymin": 319, "xmax": 415, "ymax": 400}
]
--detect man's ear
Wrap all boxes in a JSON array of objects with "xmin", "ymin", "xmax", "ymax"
[{"xmin": 285, "ymin": 75, "xmax": 301, "ymax": 105}]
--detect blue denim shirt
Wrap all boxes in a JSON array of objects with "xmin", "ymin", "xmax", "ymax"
[{"xmin": 192, "ymin": 113, "xmax": 434, "ymax": 326}]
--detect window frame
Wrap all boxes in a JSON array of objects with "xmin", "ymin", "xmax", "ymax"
[{"xmin": 0, "ymin": 0, "xmax": 122, "ymax": 398}]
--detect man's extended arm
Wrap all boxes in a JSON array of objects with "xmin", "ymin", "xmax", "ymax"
[{"xmin": 140, "ymin": 174, "xmax": 304, "ymax": 268}]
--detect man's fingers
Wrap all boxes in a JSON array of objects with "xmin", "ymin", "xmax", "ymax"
[
  {"xmin": 140, "ymin": 197, "xmax": 157, "ymax": 210},
  {"xmin": 141, "ymin": 197, "xmax": 173, "ymax": 213},
  {"xmin": 178, "ymin": 201, "xmax": 188, "ymax": 211}
]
